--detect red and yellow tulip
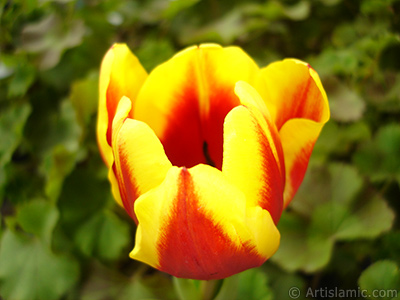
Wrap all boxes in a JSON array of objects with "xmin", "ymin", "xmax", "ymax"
[{"xmin": 97, "ymin": 43, "xmax": 329, "ymax": 280}]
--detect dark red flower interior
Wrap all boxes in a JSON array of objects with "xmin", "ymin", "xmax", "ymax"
[{"xmin": 156, "ymin": 65, "xmax": 240, "ymax": 170}]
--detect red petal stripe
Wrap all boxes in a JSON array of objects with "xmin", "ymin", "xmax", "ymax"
[
  {"xmin": 274, "ymin": 73, "xmax": 324, "ymax": 131},
  {"xmin": 160, "ymin": 62, "xmax": 239, "ymax": 170},
  {"xmin": 157, "ymin": 168, "xmax": 265, "ymax": 280},
  {"xmin": 255, "ymin": 118, "xmax": 284, "ymax": 224}
]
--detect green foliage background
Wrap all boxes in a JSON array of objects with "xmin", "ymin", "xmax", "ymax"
[{"xmin": 1, "ymin": 0, "xmax": 400, "ymax": 299}]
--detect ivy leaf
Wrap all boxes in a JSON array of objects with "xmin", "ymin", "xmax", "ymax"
[
  {"xmin": 354, "ymin": 123, "xmax": 400, "ymax": 181},
  {"xmin": 135, "ymin": 37, "xmax": 175, "ymax": 71},
  {"xmin": 69, "ymin": 72, "xmax": 99, "ymax": 131},
  {"xmin": 162, "ymin": 0, "xmax": 201, "ymax": 19},
  {"xmin": 20, "ymin": 13, "xmax": 85, "ymax": 70},
  {"xmin": 283, "ymin": 0, "xmax": 310, "ymax": 21},
  {"xmin": 74, "ymin": 210, "xmax": 131, "ymax": 261},
  {"xmin": 312, "ymin": 121, "xmax": 371, "ymax": 159},
  {"xmin": 333, "ymin": 195, "xmax": 394, "ymax": 240},
  {"xmin": 328, "ymin": 80, "xmax": 366, "ymax": 122},
  {"xmin": 0, "ymin": 102, "xmax": 31, "ymax": 167},
  {"xmin": 265, "ymin": 265, "xmax": 307, "ymax": 300},
  {"xmin": 236, "ymin": 268, "xmax": 273, "ymax": 300},
  {"xmin": 271, "ymin": 213, "xmax": 334, "ymax": 273},
  {"xmin": 329, "ymin": 163, "xmax": 363, "ymax": 205},
  {"xmin": 37, "ymin": 99, "xmax": 83, "ymax": 201},
  {"xmin": 81, "ymin": 263, "xmax": 176, "ymax": 300},
  {"xmin": 7, "ymin": 63, "xmax": 36, "ymax": 98},
  {"xmin": 58, "ymin": 164, "xmax": 110, "ymax": 235},
  {"xmin": 274, "ymin": 163, "xmax": 394, "ymax": 273},
  {"xmin": 358, "ymin": 260, "xmax": 400, "ymax": 300},
  {"xmin": 291, "ymin": 163, "xmax": 363, "ymax": 217},
  {"xmin": 16, "ymin": 200, "xmax": 59, "ymax": 246},
  {"xmin": 0, "ymin": 102, "xmax": 31, "ymax": 197},
  {"xmin": 179, "ymin": 8, "xmax": 246, "ymax": 44},
  {"xmin": 0, "ymin": 229, "xmax": 79, "ymax": 300},
  {"xmin": 214, "ymin": 268, "xmax": 273, "ymax": 300}
]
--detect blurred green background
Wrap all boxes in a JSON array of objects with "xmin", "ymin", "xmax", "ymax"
[{"xmin": 1, "ymin": 0, "xmax": 400, "ymax": 299}]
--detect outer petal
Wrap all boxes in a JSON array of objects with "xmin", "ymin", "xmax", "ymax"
[
  {"xmin": 259, "ymin": 59, "xmax": 329, "ymax": 207},
  {"xmin": 280, "ymin": 119, "xmax": 324, "ymax": 207},
  {"xmin": 222, "ymin": 82, "xmax": 285, "ymax": 224},
  {"xmin": 97, "ymin": 43, "xmax": 147, "ymax": 168},
  {"xmin": 133, "ymin": 44, "xmax": 262, "ymax": 170},
  {"xmin": 111, "ymin": 97, "xmax": 172, "ymax": 221},
  {"xmin": 131, "ymin": 165, "xmax": 280, "ymax": 280},
  {"xmin": 259, "ymin": 59, "xmax": 329, "ymax": 131}
]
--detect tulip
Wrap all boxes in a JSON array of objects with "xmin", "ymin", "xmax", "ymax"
[{"xmin": 97, "ymin": 43, "xmax": 329, "ymax": 280}]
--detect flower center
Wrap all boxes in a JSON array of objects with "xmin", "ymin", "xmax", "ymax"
[
  {"xmin": 157, "ymin": 90, "xmax": 239, "ymax": 171},
  {"xmin": 202, "ymin": 141, "xmax": 216, "ymax": 167}
]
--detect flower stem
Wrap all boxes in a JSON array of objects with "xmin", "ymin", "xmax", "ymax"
[{"xmin": 201, "ymin": 279, "xmax": 219, "ymax": 300}]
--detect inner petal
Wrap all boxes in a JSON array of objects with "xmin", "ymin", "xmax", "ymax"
[
  {"xmin": 133, "ymin": 44, "xmax": 260, "ymax": 170},
  {"xmin": 160, "ymin": 68, "xmax": 240, "ymax": 170}
]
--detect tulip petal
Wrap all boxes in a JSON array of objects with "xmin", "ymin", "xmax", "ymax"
[
  {"xmin": 97, "ymin": 43, "xmax": 147, "ymax": 168},
  {"xmin": 260, "ymin": 59, "xmax": 329, "ymax": 130},
  {"xmin": 222, "ymin": 82, "xmax": 285, "ymax": 224},
  {"xmin": 131, "ymin": 165, "xmax": 280, "ymax": 280},
  {"xmin": 112, "ymin": 97, "xmax": 172, "ymax": 221},
  {"xmin": 133, "ymin": 44, "xmax": 261, "ymax": 170},
  {"xmin": 280, "ymin": 119, "xmax": 325, "ymax": 207},
  {"xmin": 260, "ymin": 59, "xmax": 329, "ymax": 207}
]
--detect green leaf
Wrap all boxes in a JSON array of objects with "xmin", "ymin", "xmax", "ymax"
[
  {"xmin": 283, "ymin": 0, "xmax": 310, "ymax": 21},
  {"xmin": 288, "ymin": 164, "xmax": 332, "ymax": 217},
  {"xmin": 319, "ymin": 0, "xmax": 342, "ymax": 5},
  {"xmin": 20, "ymin": 13, "xmax": 86, "ymax": 69},
  {"xmin": 271, "ymin": 213, "xmax": 334, "ymax": 273},
  {"xmin": 40, "ymin": 145, "xmax": 82, "ymax": 202},
  {"xmin": 290, "ymin": 163, "xmax": 363, "ymax": 217},
  {"xmin": 16, "ymin": 200, "xmax": 59, "ymax": 246},
  {"xmin": 264, "ymin": 264, "xmax": 307, "ymax": 300},
  {"xmin": 361, "ymin": 0, "xmax": 395, "ymax": 15},
  {"xmin": 309, "ymin": 202, "xmax": 350, "ymax": 238},
  {"xmin": 26, "ymin": 97, "xmax": 82, "ymax": 156},
  {"xmin": 58, "ymin": 164, "xmax": 110, "ymax": 234},
  {"xmin": 0, "ymin": 229, "xmax": 79, "ymax": 300},
  {"xmin": 329, "ymin": 163, "xmax": 363, "ymax": 205},
  {"xmin": 80, "ymin": 262, "xmax": 175, "ymax": 300},
  {"xmin": 121, "ymin": 267, "xmax": 177, "ymax": 300},
  {"xmin": 37, "ymin": 99, "xmax": 83, "ymax": 201},
  {"xmin": 250, "ymin": 1, "xmax": 284, "ymax": 20},
  {"xmin": 377, "ymin": 73, "xmax": 400, "ymax": 112},
  {"xmin": 236, "ymin": 268, "xmax": 272, "ymax": 300},
  {"xmin": 214, "ymin": 268, "xmax": 273, "ymax": 300},
  {"xmin": 273, "ymin": 162, "xmax": 393, "ymax": 273},
  {"xmin": 328, "ymin": 80, "xmax": 366, "ymax": 122},
  {"xmin": 354, "ymin": 123, "xmax": 400, "ymax": 181},
  {"xmin": 162, "ymin": 0, "xmax": 201, "ymax": 19},
  {"xmin": 312, "ymin": 121, "xmax": 371, "ymax": 159},
  {"xmin": 333, "ymin": 195, "xmax": 395, "ymax": 240},
  {"xmin": 135, "ymin": 37, "xmax": 176, "ymax": 71},
  {"xmin": 179, "ymin": 8, "xmax": 246, "ymax": 44},
  {"xmin": 358, "ymin": 260, "xmax": 400, "ymax": 300},
  {"xmin": 309, "ymin": 193, "xmax": 394, "ymax": 242},
  {"xmin": 380, "ymin": 231, "xmax": 400, "ymax": 263},
  {"xmin": 74, "ymin": 210, "xmax": 130, "ymax": 261},
  {"xmin": 0, "ymin": 102, "xmax": 31, "ymax": 197},
  {"xmin": 7, "ymin": 63, "xmax": 36, "ymax": 98},
  {"xmin": 0, "ymin": 102, "xmax": 31, "ymax": 167},
  {"xmin": 69, "ymin": 72, "xmax": 99, "ymax": 130}
]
